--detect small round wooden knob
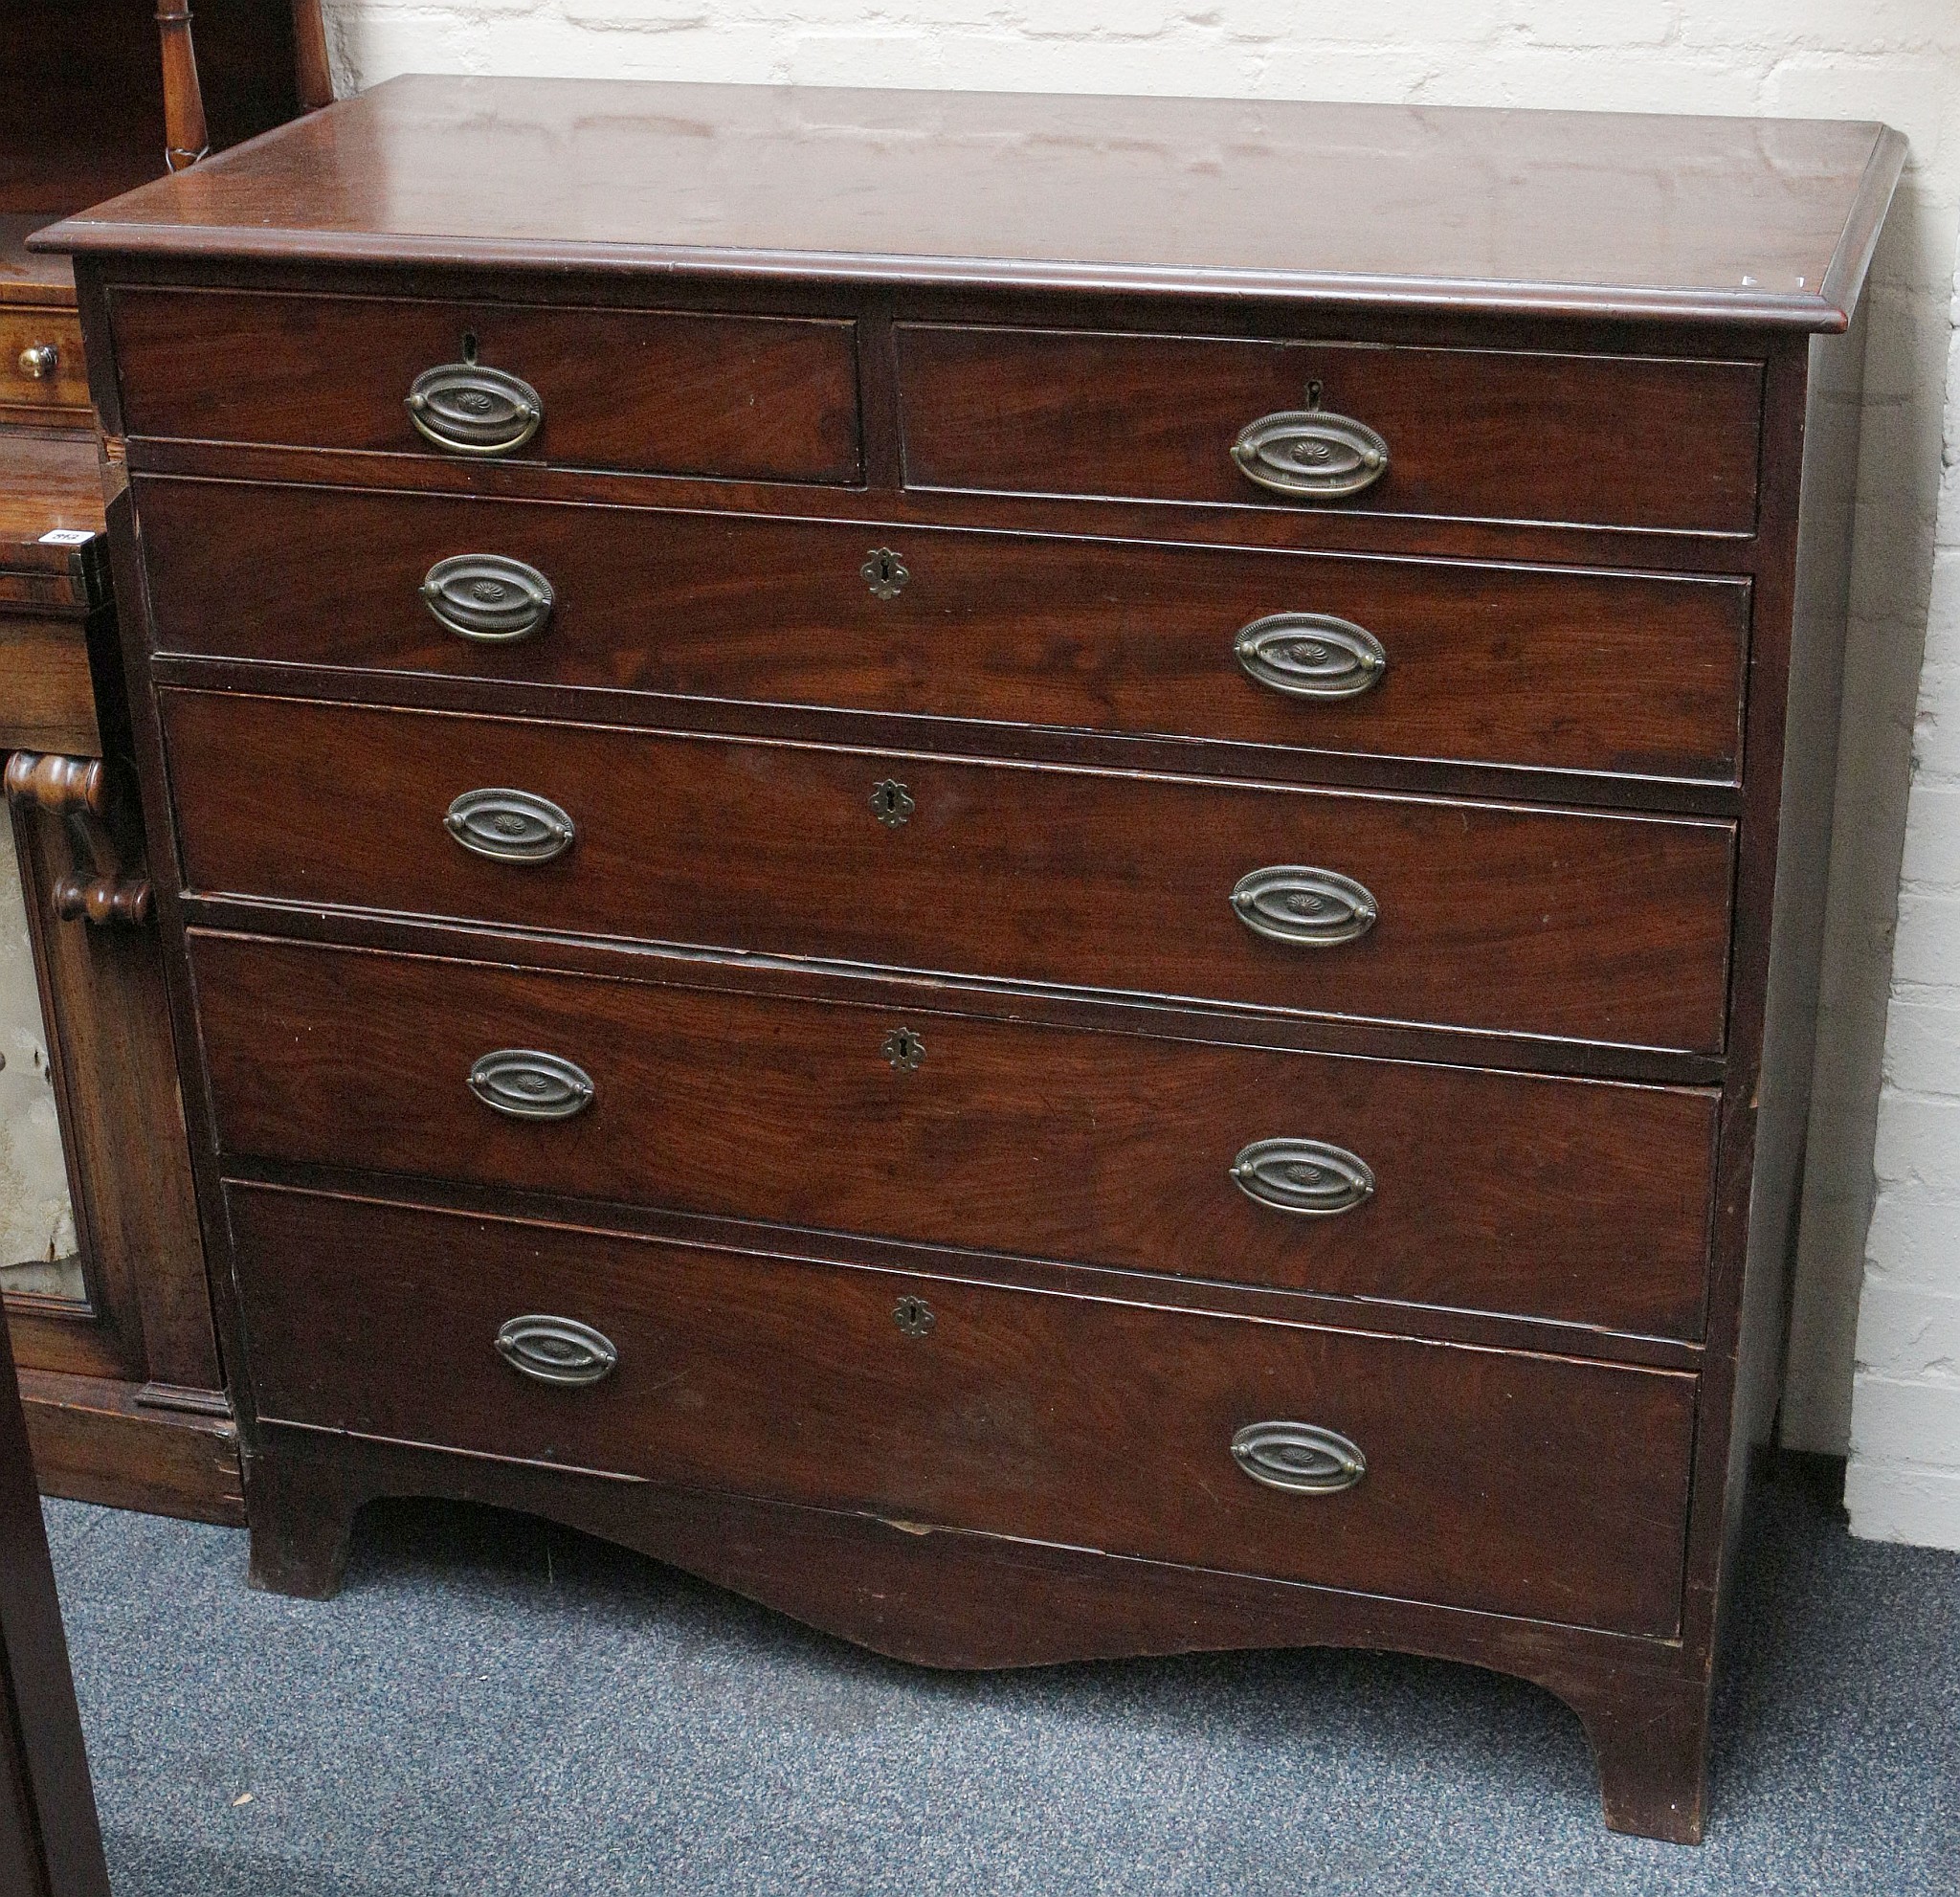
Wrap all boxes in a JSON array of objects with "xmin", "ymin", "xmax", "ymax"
[{"xmin": 16, "ymin": 343, "xmax": 59, "ymax": 381}]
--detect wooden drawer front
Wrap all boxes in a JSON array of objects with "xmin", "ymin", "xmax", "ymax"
[
  {"xmin": 0, "ymin": 307, "xmax": 88, "ymax": 419},
  {"xmin": 229, "ymin": 1182, "xmax": 1697, "ymax": 1635},
  {"xmin": 109, "ymin": 288, "xmax": 862, "ymax": 484},
  {"xmin": 191, "ymin": 934, "xmax": 1720, "ymax": 1337},
  {"xmin": 163, "ymin": 693, "xmax": 1737, "ymax": 1052},
  {"xmin": 139, "ymin": 478, "xmax": 1752, "ymax": 784},
  {"xmin": 897, "ymin": 324, "xmax": 1763, "ymax": 535}
]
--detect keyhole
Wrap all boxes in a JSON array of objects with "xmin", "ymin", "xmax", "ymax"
[
  {"xmin": 870, "ymin": 778, "xmax": 915, "ymax": 827},
  {"xmin": 861, "ymin": 547, "xmax": 910, "ymax": 599},
  {"xmin": 1303, "ymin": 378, "xmax": 1324, "ymax": 411},
  {"xmin": 461, "ymin": 329, "xmax": 479, "ymax": 365},
  {"xmin": 882, "ymin": 1027, "xmax": 925, "ymax": 1072}
]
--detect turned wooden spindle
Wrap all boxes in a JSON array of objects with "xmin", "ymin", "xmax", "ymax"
[
  {"xmin": 293, "ymin": 0, "xmax": 334, "ymax": 113},
  {"xmin": 3, "ymin": 753, "xmax": 153, "ymax": 927},
  {"xmin": 155, "ymin": 3, "xmax": 210, "ymax": 172}
]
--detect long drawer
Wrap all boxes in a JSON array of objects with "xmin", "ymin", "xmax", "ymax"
[
  {"xmin": 109, "ymin": 288, "xmax": 863, "ymax": 484},
  {"xmin": 228, "ymin": 1181, "xmax": 1698, "ymax": 1636},
  {"xmin": 161, "ymin": 691, "xmax": 1738, "ymax": 1052},
  {"xmin": 896, "ymin": 324, "xmax": 1764, "ymax": 534},
  {"xmin": 136, "ymin": 478, "xmax": 1752, "ymax": 784},
  {"xmin": 190, "ymin": 932, "xmax": 1720, "ymax": 1336}
]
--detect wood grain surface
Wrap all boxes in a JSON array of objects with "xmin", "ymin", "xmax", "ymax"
[
  {"xmin": 110, "ymin": 287, "xmax": 864, "ymax": 483},
  {"xmin": 36, "ymin": 77, "xmax": 1899, "ymax": 330},
  {"xmin": 134, "ymin": 476, "xmax": 1753, "ymax": 784},
  {"xmin": 227, "ymin": 1180, "xmax": 1698, "ymax": 1637},
  {"xmin": 189, "ymin": 930, "xmax": 1721, "ymax": 1337},
  {"xmin": 898, "ymin": 324, "xmax": 1765, "ymax": 533},
  {"xmin": 159, "ymin": 689, "xmax": 1739, "ymax": 1051}
]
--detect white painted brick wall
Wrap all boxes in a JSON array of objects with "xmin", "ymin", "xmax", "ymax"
[
  {"xmin": 1847, "ymin": 251, "xmax": 1960, "ymax": 1550},
  {"xmin": 312, "ymin": 2, "xmax": 1960, "ymax": 1542}
]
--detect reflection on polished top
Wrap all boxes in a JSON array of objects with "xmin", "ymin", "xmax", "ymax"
[{"xmin": 34, "ymin": 75, "xmax": 1899, "ymax": 328}]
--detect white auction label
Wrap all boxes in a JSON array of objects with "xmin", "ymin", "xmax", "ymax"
[{"xmin": 37, "ymin": 528, "xmax": 96, "ymax": 547}]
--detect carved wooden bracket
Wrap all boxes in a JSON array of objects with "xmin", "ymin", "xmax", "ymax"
[{"xmin": 4, "ymin": 753, "xmax": 153, "ymax": 926}]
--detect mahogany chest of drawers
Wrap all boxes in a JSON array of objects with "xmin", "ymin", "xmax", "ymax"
[{"xmin": 37, "ymin": 79, "xmax": 1903, "ymax": 1841}]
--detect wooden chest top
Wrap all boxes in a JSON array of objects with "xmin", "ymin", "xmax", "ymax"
[{"xmin": 36, "ymin": 75, "xmax": 1897, "ymax": 329}]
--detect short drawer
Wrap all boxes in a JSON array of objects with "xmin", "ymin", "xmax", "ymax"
[
  {"xmin": 109, "ymin": 288, "xmax": 862, "ymax": 483},
  {"xmin": 190, "ymin": 933, "xmax": 1720, "ymax": 1337},
  {"xmin": 228, "ymin": 1181, "xmax": 1698, "ymax": 1636},
  {"xmin": 138, "ymin": 477, "xmax": 1752, "ymax": 784},
  {"xmin": 0, "ymin": 306, "xmax": 88, "ymax": 419},
  {"xmin": 897, "ymin": 324, "xmax": 1763, "ymax": 534},
  {"xmin": 161, "ymin": 692, "xmax": 1737, "ymax": 1052}
]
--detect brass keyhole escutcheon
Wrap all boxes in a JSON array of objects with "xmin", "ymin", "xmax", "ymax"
[
  {"xmin": 893, "ymin": 1294, "xmax": 936, "ymax": 1338},
  {"xmin": 870, "ymin": 778, "xmax": 915, "ymax": 827},
  {"xmin": 861, "ymin": 547, "xmax": 909, "ymax": 599},
  {"xmin": 882, "ymin": 1027, "xmax": 925, "ymax": 1072}
]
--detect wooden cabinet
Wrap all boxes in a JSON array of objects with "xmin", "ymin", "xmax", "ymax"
[
  {"xmin": 0, "ymin": 0, "xmax": 329, "ymax": 1520},
  {"xmin": 36, "ymin": 76, "xmax": 1904, "ymax": 1841}
]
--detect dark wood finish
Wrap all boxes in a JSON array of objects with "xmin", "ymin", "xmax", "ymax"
[
  {"xmin": 189, "ymin": 930, "xmax": 1721, "ymax": 1337},
  {"xmin": 0, "ymin": 1301, "xmax": 111, "ymax": 1897},
  {"xmin": 897, "ymin": 324, "xmax": 1764, "ymax": 534},
  {"xmin": 2, "ymin": 798, "xmax": 212, "ymax": 1389},
  {"xmin": 0, "ymin": 0, "xmax": 331, "ymax": 1520},
  {"xmin": 134, "ymin": 476, "xmax": 1753, "ymax": 786},
  {"xmin": 155, "ymin": 1, "xmax": 210, "ymax": 171},
  {"xmin": 123, "ymin": 420, "xmax": 1782, "ymax": 583},
  {"xmin": 17, "ymin": 1367, "xmax": 241, "ymax": 1524},
  {"xmin": 0, "ymin": 436, "xmax": 107, "ymax": 605},
  {"xmin": 246, "ymin": 1420, "xmax": 1719, "ymax": 1839},
  {"xmin": 0, "ymin": 0, "xmax": 301, "ymax": 214},
  {"xmin": 228, "ymin": 1180, "xmax": 1698, "ymax": 1637},
  {"xmin": 0, "ymin": 312, "xmax": 90, "ymax": 425},
  {"xmin": 40, "ymin": 78, "xmax": 1905, "ymax": 1841},
  {"xmin": 158, "ymin": 689, "xmax": 1738, "ymax": 1052},
  {"xmin": 0, "ymin": 624, "xmax": 100, "ymax": 758},
  {"xmin": 34, "ymin": 77, "xmax": 1898, "ymax": 332},
  {"xmin": 289, "ymin": 1, "xmax": 332, "ymax": 115},
  {"xmin": 110, "ymin": 288, "xmax": 865, "ymax": 483},
  {"xmin": 5, "ymin": 754, "xmax": 151, "ymax": 925}
]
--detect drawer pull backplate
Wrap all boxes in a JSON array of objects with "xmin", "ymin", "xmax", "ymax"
[
  {"xmin": 445, "ymin": 787, "xmax": 575, "ymax": 864},
  {"xmin": 496, "ymin": 1315, "xmax": 618, "ymax": 1387},
  {"xmin": 1231, "ymin": 866, "xmax": 1378, "ymax": 947},
  {"xmin": 406, "ymin": 361, "xmax": 544, "ymax": 456},
  {"xmin": 1232, "ymin": 409, "xmax": 1389, "ymax": 500},
  {"xmin": 468, "ymin": 1049, "xmax": 595, "ymax": 1120},
  {"xmin": 1231, "ymin": 1421, "xmax": 1367, "ymax": 1494},
  {"xmin": 420, "ymin": 553, "xmax": 556, "ymax": 642},
  {"xmin": 1231, "ymin": 1137, "xmax": 1375, "ymax": 1216},
  {"xmin": 1236, "ymin": 613, "xmax": 1387, "ymax": 701}
]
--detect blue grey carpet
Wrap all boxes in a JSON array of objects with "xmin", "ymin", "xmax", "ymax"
[{"xmin": 42, "ymin": 1455, "xmax": 1960, "ymax": 1896}]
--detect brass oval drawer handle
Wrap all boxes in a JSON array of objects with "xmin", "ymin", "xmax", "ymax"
[
  {"xmin": 1231, "ymin": 1138, "xmax": 1375, "ymax": 1216},
  {"xmin": 1231, "ymin": 1421, "xmax": 1367, "ymax": 1495},
  {"xmin": 468, "ymin": 1049, "xmax": 595, "ymax": 1120},
  {"xmin": 1236, "ymin": 613, "xmax": 1387, "ymax": 701},
  {"xmin": 406, "ymin": 361, "xmax": 543, "ymax": 456},
  {"xmin": 421, "ymin": 554, "xmax": 555, "ymax": 642},
  {"xmin": 445, "ymin": 788, "xmax": 575, "ymax": 863},
  {"xmin": 1231, "ymin": 866, "xmax": 1378, "ymax": 947},
  {"xmin": 496, "ymin": 1315, "xmax": 618, "ymax": 1388},
  {"xmin": 1232, "ymin": 409, "xmax": 1388, "ymax": 500},
  {"xmin": 16, "ymin": 343, "xmax": 59, "ymax": 381}
]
